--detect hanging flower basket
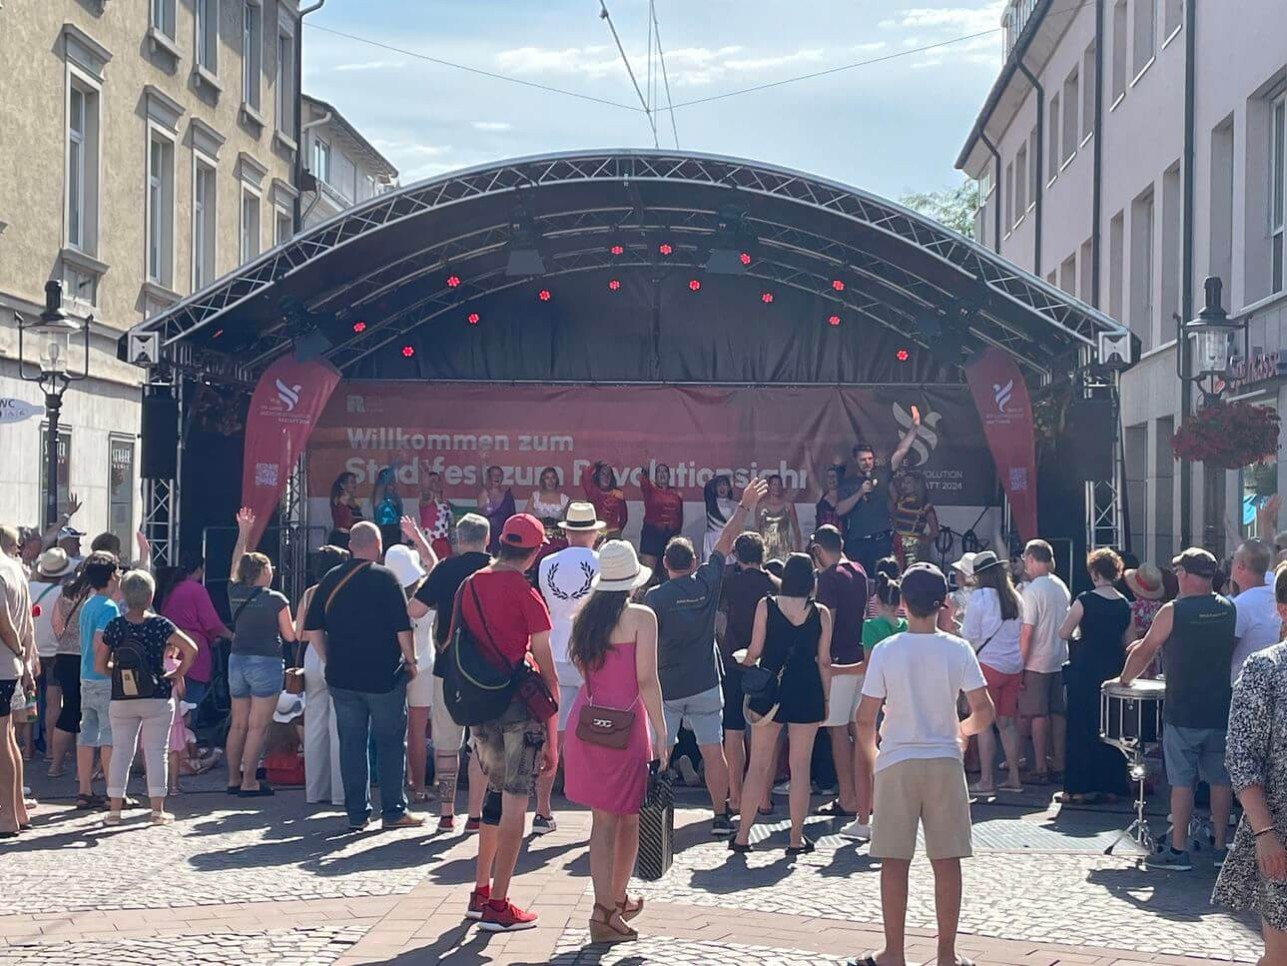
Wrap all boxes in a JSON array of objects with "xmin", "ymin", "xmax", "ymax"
[{"xmin": 1171, "ymin": 401, "xmax": 1280, "ymax": 469}]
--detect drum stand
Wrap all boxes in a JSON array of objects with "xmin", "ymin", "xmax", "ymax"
[{"xmin": 1104, "ymin": 754, "xmax": 1156, "ymax": 857}]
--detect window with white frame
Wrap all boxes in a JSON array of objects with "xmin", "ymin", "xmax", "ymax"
[
  {"xmin": 1082, "ymin": 42, "xmax": 1097, "ymax": 140},
  {"xmin": 1028, "ymin": 127, "xmax": 1039, "ymax": 204},
  {"xmin": 1062, "ymin": 68, "xmax": 1079, "ymax": 162},
  {"xmin": 240, "ymin": 188, "xmax": 261, "ymax": 262},
  {"xmin": 193, "ymin": 159, "xmax": 217, "ymax": 289},
  {"xmin": 276, "ymin": 25, "xmax": 296, "ymax": 135},
  {"xmin": 196, "ymin": 0, "xmax": 218, "ymax": 74},
  {"xmin": 1163, "ymin": 0, "xmax": 1183, "ymax": 39},
  {"xmin": 1130, "ymin": 187, "xmax": 1156, "ymax": 350},
  {"xmin": 1133, "ymin": 0, "xmax": 1157, "ymax": 75},
  {"xmin": 1005, "ymin": 160, "xmax": 1015, "ymax": 229},
  {"xmin": 1111, "ymin": 0, "xmax": 1128, "ymax": 101},
  {"xmin": 275, "ymin": 206, "xmax": 292, "ymax": 245},
  {"xmin": 1272, "ymin": 93, "xmax": 1285, "ymax": 293},
  {"xmin": 66, "ymin": 77, "xmax": 103, "ymax": 256},
  {"xmin": 312, "ymin": 136, "xmax": 331, "ymax": 184},
  {"xmin": 1048, "ymin": 93, "xmax": 1061, "ymax": 181},
  {"xmin": 243, "ymin": 2, "xmax": 262, "ymax": 110},
  {"xmin": 978, "ymin": 162, "xmax": 993, "ymax": 201},
  {"xmin": 151, "ymin": 0, "xmax": 176, "ymax": 37},
  {"xmin": 1015, "ymin": 142, "xmax": 1028, "ymax": 219},
  {"xmin": 146, "ymin": 131, "xmax": 176, "ymax": 286}
]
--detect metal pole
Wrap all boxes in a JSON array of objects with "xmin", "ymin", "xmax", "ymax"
[
  {"xmin": 44, "ymin": 390, "xmax": 61, "ymax": 530},
  {"xmin": 1178, "ymin": 0, "xmax": 1198, "ymax": 548}
]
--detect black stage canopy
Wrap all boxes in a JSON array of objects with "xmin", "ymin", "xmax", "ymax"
[{"xmin": 122, "ymin": 149, "xmax": 1131, "ymax": 385}]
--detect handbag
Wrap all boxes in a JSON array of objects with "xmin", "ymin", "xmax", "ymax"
[
  {"xmin": 283, "ymin": 642, "xmax": 305, "ymax": 695},
  {"xmin": 635, "ymin": 760, "xmax": 674, "ymax": 881},
  {"xmin": 575, "ymin": 682, "xmax": 637, "ymax": 749},
  {"xmin": 442, "ymin": 579, "xmax": 520, "ymax": 727}
]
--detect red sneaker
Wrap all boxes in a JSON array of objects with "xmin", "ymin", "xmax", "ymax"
[
  {"xmin": 466, "ymin": 885, "xmax": 490, "ymax": 921},
  {"xmin": 478, "ymin": 899, "xmax": 539, "ymax": 932},
  {"xmin": 464, "ymin": 816, "xmax": 481, "ymax": 833},
  {"xmin": 437, "ymin": 815, "xmax": 455, "ymax": 834}
]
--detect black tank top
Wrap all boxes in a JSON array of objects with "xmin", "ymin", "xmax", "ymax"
[{"xmin": 1165, "ymin": 593, "xmax": 1236, "ymax": 729}]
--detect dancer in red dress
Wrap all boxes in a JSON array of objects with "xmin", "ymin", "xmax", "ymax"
[{"xmin": 639, "ymin": 463, "xmax": 683, "ymax": 570}]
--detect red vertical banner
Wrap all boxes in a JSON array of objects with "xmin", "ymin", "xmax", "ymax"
[
  {"xmin": 242, "ymin": 354, "xmax": 342, "ymax": 547},
  {"xmin": 965, "ymin": 348, "xmax": 1039, "ymax": 542}
]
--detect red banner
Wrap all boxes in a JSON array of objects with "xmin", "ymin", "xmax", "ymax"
[
  {"xmin": 307, "ymin": 382, "xmax": 997, "ymax": 509},
  {"xmin": 965, "ymin": 348, "xmax": 1038, "ymax": 542},
  {"xmin": 242, "ymin": 354, "xmax": 342, "ymax": 546}
]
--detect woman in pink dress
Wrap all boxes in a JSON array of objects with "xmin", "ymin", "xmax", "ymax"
[{"xmin": 563, "ymin": 541, "xmax": 668, "ymax": 945}]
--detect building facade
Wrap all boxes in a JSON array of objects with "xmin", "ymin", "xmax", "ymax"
[
  {"xmin": 0, "ymin": 0, "xmax": 306, "ymax": 546},
  {"xmin": 958, "ymin": 0, "xmax": 1287, "ymax": 560},
  {"xmin": 300, "ymin": 95, "xmax": 398, "ymax": 228}
]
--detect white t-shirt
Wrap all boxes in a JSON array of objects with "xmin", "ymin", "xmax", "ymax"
[
  {"xmin": 961, "ymin": 587, "xmax": 1023, "ymax": 675},
  {"xmin": 861, "ymin": 629, "xmax": 987, "ymax": 772},
  {"xmin": 1233, "ymin": 583, "xmax": 1281, "ymax": 685},
  {"xmin": 538, "ymin": 546, "xmax": 599, "ymax": 686},
  {"xmin": 0, "ymin": 554, "xmax": 33, "ymax": 681},
  {"xmin": 1021, "ymin": 573, "xmax": 1072, "ymax": 673},
  {"xmin": 28, "ymin": 578, "xmax": 63, "ymax": 659}
]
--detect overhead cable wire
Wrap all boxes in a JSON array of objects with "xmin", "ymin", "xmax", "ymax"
[{"xmin": 598, "ymin": 0, "xmax": 659, "ymax": 146}]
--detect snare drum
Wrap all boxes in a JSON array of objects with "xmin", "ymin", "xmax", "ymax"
[{"xmin": 1100, "ymin": 679, "xmax": 1165, "ymax": 753}]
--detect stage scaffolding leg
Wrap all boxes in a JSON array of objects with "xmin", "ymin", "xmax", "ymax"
[
  {"xmin": 142, "ymin": 377, "xmax": 181, "ymax": 569},
  {"xmin": 279, "ymin": 456, "xmax": 308, "ymax": 604},
  {"xmin": 1083, "ymin": 363, "xmax": 1124, "ymax": 552}
]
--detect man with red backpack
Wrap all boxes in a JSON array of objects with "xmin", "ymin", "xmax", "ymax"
[{"xmin": 455, "ymin": 513, "xmax": 559, "ymax": 933}]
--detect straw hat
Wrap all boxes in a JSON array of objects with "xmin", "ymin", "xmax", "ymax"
[
  {"xmin": 558, "ymin": 501, "xmax": 606, "ymax": 532},
  {"xmin": 591, "ymin": 540, "xmax": 652, "ymax": 592},
  {"xmin": 951, "ymin": 551, "xmax": 978, "ymax": 576},
  {"xmin": 36, "ymin": 548, "xmax": 76, "ymax": 580},
  {"xmin": 1124, "ymin": 562, "xmax": 1165, "ymax": 600},
  {"xmin": 969, "ymin": 550, "xmax": 1003, "ymax": 574}
]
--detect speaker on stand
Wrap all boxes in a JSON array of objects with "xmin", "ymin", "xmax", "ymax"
[{"xmin": 141, "ymin": 391, "xmax": 179, "ymax": 480}]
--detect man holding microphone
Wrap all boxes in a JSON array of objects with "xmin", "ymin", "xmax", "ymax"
[{"xmin": 833, "ymin": 408, "xmax": 923, "ymax": 577}]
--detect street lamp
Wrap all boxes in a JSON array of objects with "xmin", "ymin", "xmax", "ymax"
[
  {"xmin": 1181, "ymin": 276, "xmax": 1244, "ymax": 400},
  {"xmin": 16, "ymin": 280, "xmax": 91, "ymax": 529}
]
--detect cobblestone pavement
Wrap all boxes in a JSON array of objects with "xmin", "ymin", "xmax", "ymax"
[{"xmin": 0, "ymin": 773, "xmax": 1265, "ymax": 965}]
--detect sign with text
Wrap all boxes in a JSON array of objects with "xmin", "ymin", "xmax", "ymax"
[
  {"xmin": 308, "ymin": 383, "xmax": 998, "ymax": 506},
  {"xmin": 0, "ymin": 398, "xmax": 43, "ymax": 424}
]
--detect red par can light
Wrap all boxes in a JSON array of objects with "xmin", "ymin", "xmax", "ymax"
[
  {"xmin": 831, "ymin": 279, "xmax": 845, "ymax": 292},
  {"xmin": 608, "ymin": 279, "xmax": 621, "ymax": 291},
  {"xmin": 610, "ymin": 244, "xmax": 624, "ymax": 256},
  {"xmin": 658, "ymin": 243, "xmax": 673, "ymax": 256},
  {"xmin": 538, "ymin": 289, "xmax": 552, "ymax": 301},
  {"xmin": 467, "ymin": 312, "xmax": 480, "ymax": 325},
  {"xmin": 760, "ymin": 291, "xmax": 774, "ymax": 304},
  {"xmin": 827, "ymin": 314, "xmax": 841, "ymax": 327},
  {"xmin": 352, "ymin": 321, "xmax": 367, "ymax": 333},
  {"xmin": 739, "ymin": 252, "xmax": 752, "ymax": 266},
  {"xmin": 688, "ymin": 279, "xmax": 701, "ymax": 292},
  {"xmin": 446, "ymin": 274, "xmax": 461, "ymax": 288},
  {"xmin": 896, "ymin": 348, "xmax": 910, "ymax": 362},
  {"xmin": 401, "ymin": 345, "xmax": 416, "ymax": 358}
]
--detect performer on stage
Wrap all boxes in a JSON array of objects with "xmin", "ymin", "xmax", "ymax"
[
  {"xmin": 329, "ymin": 472, "xmax": 364, "ymax": 533},
  {"xmin": 528, "ymin": 467, "xmax": 571, "ymax": 542},
  {"xmin": 639, "ymin": 463, "xmax": 683, "ymax": 570},
  {"xmin": 478, "ymin": 454, "xmax": 516, "ymax": 556},
  {"xmin": 582, "ymin": 462, "xmax": 628, "ymax": 542},
  {"xmin": 815, "ymin": 467, "xmax": 842, "ymax": 532},
  {"xmin": 704, "ymin": 475, "xmax": 739, "ymax": 562},
  {"xmin": 418, "ymin": 469, "xmax": 455, "ymax": 560},
  {"xmin": 890, "ymin": 471, "xmax": 938, "ymax": 567},
  {"xmin": 832, "ymin": 409, "xmax": 921, "ymax": 577},
  {"xmin": 756, "ymin": 475, "xmax": 802, "ymax": 562},
  {"xmin": 372, "ymin": 466, "xmax": 405, "ymax": 550}
]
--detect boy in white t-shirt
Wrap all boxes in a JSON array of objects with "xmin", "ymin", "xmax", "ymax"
[{"xmin": 854, "ymin": 563, "xmax": 994, "ymax": 966}]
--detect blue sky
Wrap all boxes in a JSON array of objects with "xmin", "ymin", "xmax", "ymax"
[{"xmin": 302, "ymin": 1, "xmax": 1006, "ymax": 199}]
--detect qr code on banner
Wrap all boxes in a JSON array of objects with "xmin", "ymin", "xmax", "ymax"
[
  {"xmin": 1009, "ymin": 467, "xmax": 1028, "ymax": 492},
  {"xmin": 255, "ymin": 463, "xmax": 279, "ymax": 487}
]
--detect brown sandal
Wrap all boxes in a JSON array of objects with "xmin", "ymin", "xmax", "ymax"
[
  {"xmin": 616, "ymin": 895, "xmax": 644, "ymax": 921},
  {"xmin": 589, "ymin": 902, "xmax": 637, "ymax": 944}
]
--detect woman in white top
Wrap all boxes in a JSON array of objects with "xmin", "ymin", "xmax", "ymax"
[
  {"xmin": 386, "ymin": 523, "xmax": 440, "ymax": 803},
  {"xmin": 528, "ymin": 467, "xmax": 571, "ymax": 541},
  {"xmin": 296, "ymin": 545, "xmax": 350, "ymax": 806},
  {"xmin": 960, "ymin": 550, "xmax": 1025, "ymax": 795}
]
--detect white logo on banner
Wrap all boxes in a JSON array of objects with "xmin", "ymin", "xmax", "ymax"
[
  {"xmin": 255, "ymin": 463, "xmax": 279, "ymax": 487},
  {"xmin": 275, "ymin": 379, "xmax": 302, "ymax": 412},
  {"xmin": 892, "ymin": 404, "xmax": 942, "ymax": 468},
  {"xmin": 993, "ymin": 380, "xmax": 1014, "ymax": 414}
]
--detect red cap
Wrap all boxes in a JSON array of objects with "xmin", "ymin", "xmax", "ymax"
[{"xmin": 499, "ymin": 513, "xmax": 546, "ymax": 550}]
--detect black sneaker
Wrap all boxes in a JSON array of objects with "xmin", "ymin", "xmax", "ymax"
[
  {"xmin": 712, "ymin": 814, "xmax": 734, "ymax": 837},
  {"xmin": 531, "ymin": 814, "xmax": 557, "ymax": 836}
]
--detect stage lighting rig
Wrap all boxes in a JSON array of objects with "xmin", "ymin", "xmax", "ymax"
[
  {"xmin": 705, "ymin": 204, "xmax": 754, "ymax": 275},
  {"xmin": 505, "ymin": 204, "xmax": 546, "ymax": 276}
]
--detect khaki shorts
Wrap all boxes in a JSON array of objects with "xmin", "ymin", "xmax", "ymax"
[
  {"xmin": 471, "ymin": 700, "xmax": 546, "ymax": 796},
  {"xmin": 431, "ymin": 678, "xmax": 464, "ymax": 755},
  {"xmin": 822, "ymin": 674, "xmax": 864, "ymax": 727},
  {"xmin": 1018, "ymin": 669, "xmax": 1066, "ymax": 717},
  {"xmin": 871, "ymin": 758, "xmax": 973, "ymax": 861}
]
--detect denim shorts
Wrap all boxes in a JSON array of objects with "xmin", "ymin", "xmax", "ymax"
[
  {"xmin": 228, "ymin": 654, "xmax": 285, "ymax": 699},
  {"xmin": 663, "ymin": 683, "xmax": 724, "ymax": 746},
  {"xmin": 78, "ymin": 679, "xmax": 114, "ymax": 747},
  {"xmin": 1163, "ymin": 725, "xmax": 1230, "ymax": 789}
]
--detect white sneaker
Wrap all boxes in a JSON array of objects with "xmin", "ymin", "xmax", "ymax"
[
  {"xmin": 772, "ymin": 781, "xmax": 790, "ymax": 797},
  {"xmin": 840, "ymin": 820, "xmax": 872, "ymax": 842}
]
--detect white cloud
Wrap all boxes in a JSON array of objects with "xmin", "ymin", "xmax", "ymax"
[
  {"xmin": 880, "ymin": 3, "xmax": 1007, "ymax": 34},
  {"xmin": 332, "ymin": 60, "xmax": 405, "ymax": 72},
  {"xmin": 471, "ymin": 121, "xmax": 513, "ymax": 131},
  {"xmin": 494, "ymin": 45, "xmax": 620, "ymax": 79},
  {"xmin": 851, "ymin": 41, "xmax": 888, "ymax": 53},
  {"xmin": 723, "ymin": 49, "xmax": 824, "ymax": 72},
  {"xmin": 493, "ymin": 43, "xmax": 831, "ymax": 88}
]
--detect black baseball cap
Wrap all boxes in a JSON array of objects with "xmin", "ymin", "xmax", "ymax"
[{"xmin": 1172, "ymin": 547, "xmax": 1217, "ymax": 579}]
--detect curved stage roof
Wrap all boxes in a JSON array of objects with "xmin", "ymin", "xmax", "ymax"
[{"xmin": 123, "ymin": 149, "xmax": 1130, "ymax": 385}]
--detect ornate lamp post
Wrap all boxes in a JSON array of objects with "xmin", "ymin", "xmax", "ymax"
[
  {"xmin": 1182, "ymin": 277, "xmax": 1244, "ymax": 402},
  {"xmin": 16, "ymin": 280, "xmax": 91, "ymax": 528}
]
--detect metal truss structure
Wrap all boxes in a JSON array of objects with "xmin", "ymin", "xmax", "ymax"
[{"xmin": 141, "ymin": 379, "xmax": 180, "ymax": 567}]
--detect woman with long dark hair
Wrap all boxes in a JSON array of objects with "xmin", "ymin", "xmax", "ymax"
[
  {"xmin": 582, "ymin": 461, "xmax": 628, "ymax": 542},
  {"xmin": 156, "ymin": 553, "xmax": 230, "ymax": 718},
  {"xmin": 478, "ymin": 454, "xmax": 516, "ymax": 555},
  {"xmin": 528, "ymin": 466, "xmax": 570, "ymax": 540},
  {"xmin": 704, "ymin": 475, "xmax": 738, "ymax": 561},
  {"xmin": 961, "ymin": 551, "xmax": 1025, "ymax": 795},
  {"xmin": 639, "ymin": 463, "xmax": 683, "ymax": 571},
  {"xmin": 330, "ymin": 472, "xmax": 364, "ymax": 532},
  {"xmin": 562, "ymin": 542, "xmax": 667, "ymax": 944},
  {"xmin": 731, "ymin": 553, "xmax": 834, "ymax": 855}
]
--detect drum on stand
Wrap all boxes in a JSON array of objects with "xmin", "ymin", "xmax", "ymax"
[{"xmin": 1099, "ymin": 678, "xmax": 1165, "ymax": 859}]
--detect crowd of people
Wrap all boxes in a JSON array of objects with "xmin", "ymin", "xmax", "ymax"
[{"xmin": 3, "ymin": 432, "xmax": 1287, "ymax": 965}]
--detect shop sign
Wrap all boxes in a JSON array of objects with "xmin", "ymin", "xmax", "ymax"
[
  {"xmin": 0, "ymin": 398, "xmax": 43, "ymax": 424},
  {"xmin": 1227, "ymin": 351, "xmax": 1282, "ymax": 393}
]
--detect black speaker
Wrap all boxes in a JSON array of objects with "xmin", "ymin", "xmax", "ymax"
[
  {"xmin": 1064, "ymin": 399, "xmax": 1115, "ymax": 481},
  {"xmin": 141, "ymin": 393, "xmax": 179, "ymax": 479}
]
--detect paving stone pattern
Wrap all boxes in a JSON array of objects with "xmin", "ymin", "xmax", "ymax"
[
  {"xmin": 550, "ymin": 929, "xmax": 850, "ymax": 965},
  {"xmin": 0, "ymin": 924, "xmax": 367, "ymax": 966}
]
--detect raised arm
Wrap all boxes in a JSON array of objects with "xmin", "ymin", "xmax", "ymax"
[
  {"xmin": 401, "ymin": 515, "xmax": 440, "ymax": 575},
  {"xmin": 41, "ymin": 494, "xmax": 82, "ymax": 550},
  {"xmin": 582, "ymin": 462, "xmax": 603, "ymax": 500},
  {"xmin": 889, "ymin": 408, "xmax": 922, "ymax": 473},
  {"xmin": 230, "ymin": 507, "xmax": 255, "ymax": 582},
  {"xmin": 714, "ymin": 478, "xmax": 767, "ymax": 558}
]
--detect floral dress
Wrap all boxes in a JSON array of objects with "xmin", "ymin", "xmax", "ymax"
[{"xmin": 1213, "ymin": 642, "xmax": 1287, "ymax": 930}]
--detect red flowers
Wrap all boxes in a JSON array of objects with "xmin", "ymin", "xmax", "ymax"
[{"xmin": 1171, "ymin": 401, "xmax": 1281, "ymax": 468}]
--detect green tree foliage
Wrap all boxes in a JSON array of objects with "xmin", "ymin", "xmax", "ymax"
[{"xmin": 899, "ymin": 181, "xmax": 981, "ymax": 236}]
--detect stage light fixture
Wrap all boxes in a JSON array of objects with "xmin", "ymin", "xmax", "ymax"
[
  {"xmin": 827, "ymin": 315, "xmax": 840, "ymax": 326},
  {"xmin": 446, "ymin": 274, "xmax": 461, "ymax": 288},
  {"xmin": 831, "ymin": 279, "xmax": 845, "ymax": 292},
  {"xmin": 689, "ymin": 279, "xmax": 701, "ymax": 292},
  {"xmin": 212, "ymin": 329, "xmax": 224, "ymax": 340},
  {"xmin": 740, "ymin": 252, "xmax": 752, "ymax": 266},
  {"xmin": 705, "ymin": 204, "xmax": 753, "ymax": 275},
  {"xmin": 761, "ymin": 292, "xmax": 774, "ymax": 304},
  {"xmin": 658, "ymin": 243, "xmax": 673, "ymax": 256},
  {"xmin": 401, "ymin": 345, "xmax": 415, "ymax": 358},
  {"xmin": 610, "ymin": 244, "xmax": 624, "ymax": 256},
  {"xmin": 352, "ymin": 321, "xmax": 367, "ymax": 333},
  {"xmin": 538, "ymin": 289, "xmax": 552, "ymax": 302},
  {"xmin": 896, "ymin": 348, "xmax": 910, "ymax": 362},
  {"xmin": 467, "ymin": 312, "xmax": 480, "ymax": 325}
]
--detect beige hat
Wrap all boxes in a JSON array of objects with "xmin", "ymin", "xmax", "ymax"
[
  {"xmin": 591, "ymin": 540, "xmax": 652, "ymax": 592},
  {"xmin": 1124, "ymin": 562, "xmax": 1165, "ymax": 600},
  {"xmin": 36, "ymin": 547, "xmax": 76, "ymax": 580},
  {"xmin": 951, "ymin": 551, "xmax": 978, "ymax": 576},
  {"xmin": 558, "ymin": 501, "xmax": 606, "ymax": 532}
]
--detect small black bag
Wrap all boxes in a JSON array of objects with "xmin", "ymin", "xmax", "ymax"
[
  {"xmin": 740, "ymin": 663, "xmax": 779, "ymax": 702},
  {"xmin": 109, "ymin": 622, "xmax": 163, "ymax": 701},
  {"xmin": 441, "ymin": 579, "xmax": 517, "ymax": 727}
]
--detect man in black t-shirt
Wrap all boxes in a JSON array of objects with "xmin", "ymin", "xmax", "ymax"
[
  {"xmin": 408, "ymin": 512, "xmax": 491, "ymax": 831},
  {"xmin": 304, "ymin": 522, "xmax": 421, "ymax": 832},
  {"xmin": 833, "ymin": 411, "xmax": 921, "ymax": 574}
]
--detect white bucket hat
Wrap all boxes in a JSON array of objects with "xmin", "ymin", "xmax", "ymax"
[
  {"xmin": 951, "ymin": 551, "xmax": 978, "ymax": 576},
  {"xmin": 591, "ymin": 540, "xmax": 652, "ymax": 592},
  {"xmin": 272, "ymin": 691, "xmax": 305, "ymax": 723},
  {"xmin": 383, "ymin": 544, "xmax": 426, "ymax": 588}
]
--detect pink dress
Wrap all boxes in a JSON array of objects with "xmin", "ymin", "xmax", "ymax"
[{"xmin": 563, "ymin": 641, "xmax": 651, "ymax": 816}]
